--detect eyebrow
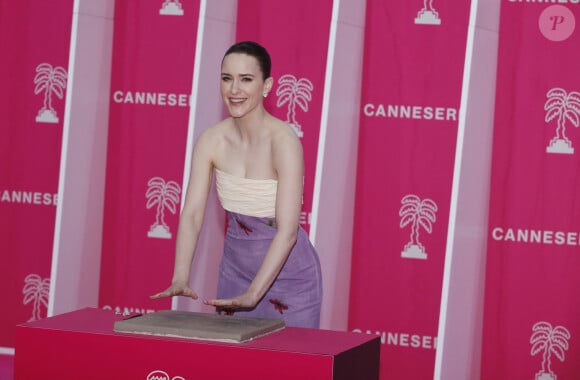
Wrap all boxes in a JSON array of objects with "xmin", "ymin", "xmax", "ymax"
[{"xmin": 221, "ymin": 73, "xmax": 255, "ymax": 77}]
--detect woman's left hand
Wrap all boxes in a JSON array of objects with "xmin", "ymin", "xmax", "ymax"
[{"xmin": 203, "ymin": 292, "xmax": 258, "ymax": 309}]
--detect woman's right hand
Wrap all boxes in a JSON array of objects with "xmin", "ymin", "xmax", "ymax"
[{"xmin": 150, "ymin": 283, "xmax": 199, "ymax": 300}]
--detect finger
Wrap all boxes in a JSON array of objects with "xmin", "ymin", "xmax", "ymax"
[
  {"xmin": 204, "ymin": 298, "xmax": 239, "ymax": 307},
  {"xmin": 150, "ymin": 292, "xmax": 169, "ymax": 299},
  {"xmin": 183, "ymin": 290, "xmax": 199, "ymax": 300},
  {"xmin": 203, "ymin": 299, "xmax": 228, "ymax": 306}
]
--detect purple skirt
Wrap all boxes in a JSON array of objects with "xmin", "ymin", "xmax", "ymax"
[{"xmin": 217, "ymin": 211, "xmax": 322, "ymax": 328}]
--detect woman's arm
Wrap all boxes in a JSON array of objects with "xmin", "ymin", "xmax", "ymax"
[
  {"xmin": 204, "ymin": 126, "xmax": 304, "ymax": 308},
  {"xmin": 150, "ymin": 130, "xmax": 215, "ymax": 300}
]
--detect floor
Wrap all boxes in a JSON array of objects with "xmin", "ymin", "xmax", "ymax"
[{"xmin": 0, "ymin": 354, "xmax": 14, "ymax": 380}]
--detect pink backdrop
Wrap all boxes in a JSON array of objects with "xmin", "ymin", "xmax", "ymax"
[
  {"xmin": 3, "ymin": 2, "xmax": 578, "ymax": 378},
  {"xmin": 349, "ymin": 0, "xmax": 470, "ymax": 378},
  {"xmin": 481, "ymin": 3, "xmax": 580, "ymax": 379},
  {"xmin": 236, "ymin": 0, "xmax": 333, "ymax": 234},
  {"xmin": 0, "ymin": 0, "xmax": 73, "ymax": 348},
  {"xmin": 98, "ymin": 0, "xmax": 200, "ymax": 315}
]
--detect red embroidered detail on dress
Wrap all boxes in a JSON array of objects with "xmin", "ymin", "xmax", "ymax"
[
  {"xmin": 269, "ymin": 299, "xmax": 288, "ymax": 315},
  {"xmin": 236, "ymin": 219, "xmax": 253, "ymax": 235},
  {"xmin": 218, "ymin": 308, "xmax": 235, "ymax": 316}
]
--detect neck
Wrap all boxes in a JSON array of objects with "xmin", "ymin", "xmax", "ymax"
[{"xmin": 233, "ymin": 106, "xmax": 269, "ymax": 141}]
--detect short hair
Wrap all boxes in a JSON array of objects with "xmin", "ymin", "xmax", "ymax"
[{"xmin": 223, "ymin": 41, "xmax": 272, "ymax": 80}]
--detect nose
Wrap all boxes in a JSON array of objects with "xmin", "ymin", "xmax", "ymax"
[{"xmin": 230, "ymin": 79, "xmax": 240, "ymax": 94}]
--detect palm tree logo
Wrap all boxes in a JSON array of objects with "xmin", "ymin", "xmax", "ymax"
[
  {"xmin": 275, "ymin": 74, "xmax": 314, "ymax": 138},
  {"xmin": 146, "ymin": 177, "xmax": 181, "ymax": 239},
  {"xmin": 530, "ymin": 321, "xmax": 571, "ymax": 380},
  {"xmin": 415, "ymin": 0, "xmax": 441, "ymax": 25},
  {"xmin": 545, "ymin": 87, "xmax": 580, "ymax": 154},
  {"xmin": 159, "ymin": 0, "xmax": 184, "ymax": 16},
  {"xmin": 34, "ymin": 63, "xmax": 67, "ymax": 123},
  {"xmin": 22, "ymin": 274, "xmax": 50, "ymax": 322},
  {"xmin": 146, "ymin": 370, "xmax": 186, "ymax": 380},
  {"xmin": 399, "ymin": 194, "xmax": 438, "ymax": 259}
]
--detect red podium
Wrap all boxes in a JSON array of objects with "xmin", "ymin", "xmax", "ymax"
[{"xmin": 15, "ymin": 308, "xmax": 379, "ymax": 380}]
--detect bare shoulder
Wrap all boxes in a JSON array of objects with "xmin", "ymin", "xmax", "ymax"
[
  {"xmin": 270, "ymin": 117, "xmax": 303, "ymax": 154},
  {"xmin": 269, "ymin": 117, "xmax": 304, "ymax": 174},
  {"xmin": 195, "ymin": 119, "xmax": 231, "ymax": 149},
  {"xmin": 191, "ymin": 119, "xmax": 234, "ymax": 170}
]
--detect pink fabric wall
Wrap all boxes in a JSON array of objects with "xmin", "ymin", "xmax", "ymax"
[
  {"xmin": 235, "ymin": 0, "xmax": 333, "ymax": 235},
  {"xmin": 349, "ymin": 0, "xmax": 470, "ymax": 377},
  {"xmin": 3, "ymin": 2, "xmax": 578, "ymax": 378},
  {"xmin": 481, "ymin": 3, "xmax": 580, "ymax": 379},
  {"xmin": 98, "ymin": 0, "xmax": 200, "ymax": 314},
  {"xmin": 0, "ymin": 0, "xmax": 73, "ymax": 348}
]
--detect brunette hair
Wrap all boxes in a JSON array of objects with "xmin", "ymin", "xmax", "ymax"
[{"xmin": 223, "ymin": 41, "xmax": 271, "ymax": 79}]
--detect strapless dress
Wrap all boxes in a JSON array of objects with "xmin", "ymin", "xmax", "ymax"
[{"xmin": 214, "ymin": 168, "xmax": 322, "ymax": 328}]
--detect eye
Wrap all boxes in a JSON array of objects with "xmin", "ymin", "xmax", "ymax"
[
  {"xmin": 221, "ymin": 75, "xmax": 231, "ymax": 82},
  {"xmin": 241, "ymin": 77, "xmax": 253, "ymax": 82}
]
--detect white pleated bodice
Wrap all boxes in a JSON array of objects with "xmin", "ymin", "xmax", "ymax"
[{"xmin": 215, "ymin": 168, "xmax": 277, "ymax": 218}]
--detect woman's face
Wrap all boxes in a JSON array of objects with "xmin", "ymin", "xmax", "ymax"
[{"xmin": 220, "ymin": 53, "xmax": 272, "ymax": 119}]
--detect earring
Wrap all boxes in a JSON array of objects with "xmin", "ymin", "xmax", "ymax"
[{"xmin": 263, "ymin": 92, "xmax": 268, "ymax": 98}]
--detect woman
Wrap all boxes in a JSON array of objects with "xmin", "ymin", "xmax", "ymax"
[{"xmin": 151, "ymin": 41, "xmax": 322, "ymax": 328}]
